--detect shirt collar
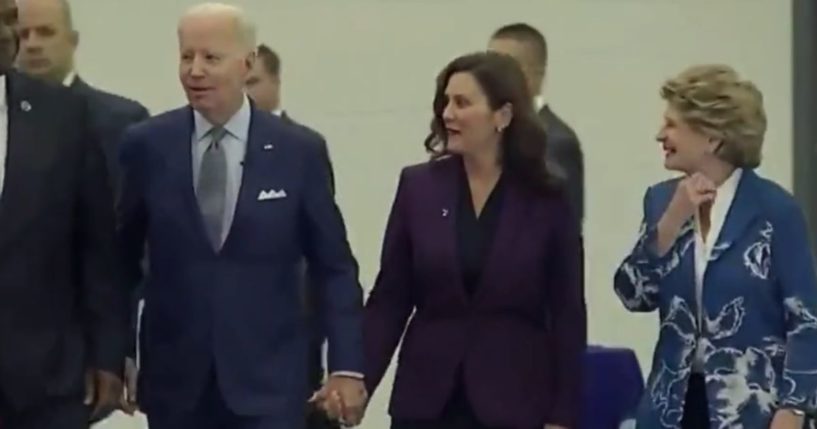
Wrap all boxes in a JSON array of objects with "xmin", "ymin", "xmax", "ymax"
[
  {"xmin": 0, "ymin": 75, "xmax": 6, "ymax": 109},
  {"xmin": 533, "ymin": 95, "xmax": 546, "ymax": 111},
  {"xmin": 62, "ymin": 70, "xmax": 76, "ymax": 87},
  {"xmin": 715, "ymin": 168, "xmax": 743, "ymax": 204},
  {"xmin": 271, "ymin": 108, "xmax": 283, "ymax": 117},
  {"xmin": 702, "ymin": 168, "xmax": 743, "ymax": 229},
  {"xmin": 193, "ymin": 95, "xmax": 251, "ymax": 142}
]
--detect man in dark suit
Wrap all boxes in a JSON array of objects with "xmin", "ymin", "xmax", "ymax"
[
  {"xmin": 489, "ymin": 23, "xmax": 585, "ymax": 225},
  {"xmin": 14, "ymin": 0, "xmax": 150, "ymax": 417},
  {"xmin": 16, "ymin": 0, "xmax": 150, "ymax": 189},
  {"xmin": 118, "ymin": 4, "xmax": 366, "ymax": 428},
  {"xmin": 0, "ymin": 0, "xmax": 128, "ymax": 428},
  {"xmin": 246, "ymin": 43, "xmax": 338, "ymax": 429}
]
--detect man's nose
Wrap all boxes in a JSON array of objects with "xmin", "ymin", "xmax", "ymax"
[
  {"xmin": 19, "ymin": 33, "xmax": 42, "ymax": 50},
  {"xmin": 189, "ymin": 56, "xmax": 206, "ymax": 77}
]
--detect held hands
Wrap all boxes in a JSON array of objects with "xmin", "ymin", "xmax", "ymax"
[
  {"xmin": 120, "ymin": 357, "xmax": 139, "ymax": 415},
  {"xmin": 309, "ymin": 375, "xmax": 368, "ymax": 427},
  {"xmin": 84, "ymin": 369, "xmax": 124, "ymax": 420},
  {"xmin": 85, "ymin": 357, "xmax": 140, "ymax": 420}
]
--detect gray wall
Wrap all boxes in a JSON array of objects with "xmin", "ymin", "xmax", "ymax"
[{"xmin": 793, "ymin": 0, "xmax": 817, "ymax": 252}]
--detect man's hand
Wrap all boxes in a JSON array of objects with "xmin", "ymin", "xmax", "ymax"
[
  {"xmin": 84, "ymin": 369, "xmax": 124, "ymax": 419},
  {"xmin": 770, "ymin": 409, "xmax": 805, "ymax": 429},
  {"xmin": 309, "ymin": 375, "xmax": 368, "ymax": 426},
  {"xmin": 119, "ymin": 357, "xmax": 139, "ymax": 415}
]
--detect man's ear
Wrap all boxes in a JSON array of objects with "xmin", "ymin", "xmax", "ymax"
[{"xmin": 70, "ymin": 30, "xmax": 79, "ymax": 48}]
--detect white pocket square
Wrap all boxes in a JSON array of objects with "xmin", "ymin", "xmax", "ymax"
[{"xmin": 258, "ymin": 189, "xmax": 287, "ymax": 201}]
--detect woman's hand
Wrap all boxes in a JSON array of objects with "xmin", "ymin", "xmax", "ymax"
[{"xmin": 655, "ymin": 172, "xmax": 716, "ymax": 254}]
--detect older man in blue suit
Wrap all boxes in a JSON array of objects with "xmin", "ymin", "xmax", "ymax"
[{"xmin": 117, "ymin": 3, "xmax": 366, "ymax": 428}]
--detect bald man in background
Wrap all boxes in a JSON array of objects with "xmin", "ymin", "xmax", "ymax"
[
  {"xmin": 16, "ymin": 0, "xmax": 150, "ymax": 189},
  {"xmin": 15, "ymin": 1, "xmax": 150, "ymax": 420},
  {"xmin": 0, "ymin": 0, "xmax": 126, "ymax": 427}
]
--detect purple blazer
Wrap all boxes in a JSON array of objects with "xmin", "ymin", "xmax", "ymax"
[{"xmin": 364, "ymin": 156, "xmax": 586, "ymax": 428}]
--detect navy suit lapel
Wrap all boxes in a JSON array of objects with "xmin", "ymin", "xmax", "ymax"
[
  {"xmin": 0, "ymin": 74, "xmax": 47, "ymax": 250},
  {"xmin": 709, "ymin": 170, "xmax": 761, "ymax": 263},
  {"xmin": 220, "ymin": 109, "xmax": 287, "ymax": 252},
  {"xmin": 165, "ymin": 107, "xmax": 213, "ymax": 251}
]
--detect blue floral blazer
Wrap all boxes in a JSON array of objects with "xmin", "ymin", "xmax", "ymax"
[{"xmin": 614, "ymin": 169, "xmax": 817, "ymax": 428}]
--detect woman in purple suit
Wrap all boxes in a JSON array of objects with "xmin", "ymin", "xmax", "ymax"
[{"xmin": 362, "ymin": 52, "xmax": 586, "ymax": 429}]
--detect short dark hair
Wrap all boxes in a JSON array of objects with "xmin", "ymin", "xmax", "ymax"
[
  {"xmin": 491, "ymin": 23, "xmax": 548, "ymax": 69},
  {"xmin": 255, "ymin": 44, "xmax": 280, "ymax": 76},
  {"xmin": 424, "ymin": 52, "xmax": 556, "ymax": 193}
]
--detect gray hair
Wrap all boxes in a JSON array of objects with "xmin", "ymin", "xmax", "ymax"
[{"xmin": 180, "ymin": 2, "xmax": 256, "ymax": 53}]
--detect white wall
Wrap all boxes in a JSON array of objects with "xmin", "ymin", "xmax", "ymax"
[{"xmin": 78, "ymin": 1, "xmax": 792, "ymax": 428}]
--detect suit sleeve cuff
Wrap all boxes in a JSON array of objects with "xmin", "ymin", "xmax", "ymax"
[{"xmin": 330, "ymin": 371, "xmax": 364, "ymax": 380}]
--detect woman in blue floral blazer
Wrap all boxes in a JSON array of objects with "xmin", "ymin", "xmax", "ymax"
[{"xmin": 615, "ymin": 64, "xmax": 817, "ymax": 429}]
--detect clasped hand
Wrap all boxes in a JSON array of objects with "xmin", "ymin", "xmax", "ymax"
[{"xmin": 309, "ymin": 375, "xmax": 368, "ymax": 427}]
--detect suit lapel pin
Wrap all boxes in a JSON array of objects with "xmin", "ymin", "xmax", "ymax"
[
  {"xmin": 442, "ymin": 208, "xmax": 449, "ymax": 217},
  {"xmin": 20, "ymin": 100, "xmax": 31, "ymax": 112},
  {"xmin": 263, "ymin": 143, "xmax": 273, "ymax": 150}
]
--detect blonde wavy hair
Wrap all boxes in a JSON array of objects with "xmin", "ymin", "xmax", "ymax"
[{"xmin": 660, "ymin": 64, "xmax": 766, "ymax": 168}]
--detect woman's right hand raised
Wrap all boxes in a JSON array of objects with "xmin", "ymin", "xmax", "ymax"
[{"xmin": 655, "ymin": 173, "xmax": 716, "ymax": 255}]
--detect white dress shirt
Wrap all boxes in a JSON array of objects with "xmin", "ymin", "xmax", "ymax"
[
  {"xmin": 692, "ymin": 168, "xmax": 743, "ymax": 371},
  {"xmin": 534, "ymin": 94, "xmax": 546, "ymax": 111},
  {"xmin": 62, "ymin": 70, "xmax": 76, "ymax": 87},
  {"xmin": 0, "ymin": 76, "xmax": 8, "ymax": 196}
]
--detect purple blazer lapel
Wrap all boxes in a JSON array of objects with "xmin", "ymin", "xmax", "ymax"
[
  {"xmin": 427, "ymin": 156, "xmax": 530, "ymax": 305},
  {"xmin": 428, "ymin": 157, "xmax": 469, "ymax": 303}
]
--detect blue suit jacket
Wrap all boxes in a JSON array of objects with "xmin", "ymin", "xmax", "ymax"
[
  {"xmin": 614, "ymin": 169, "xmax": 817, "ymax": 428},
  {"xmin": 117, "ymin": 105, "xmax": 364, "ymax": 417}
]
